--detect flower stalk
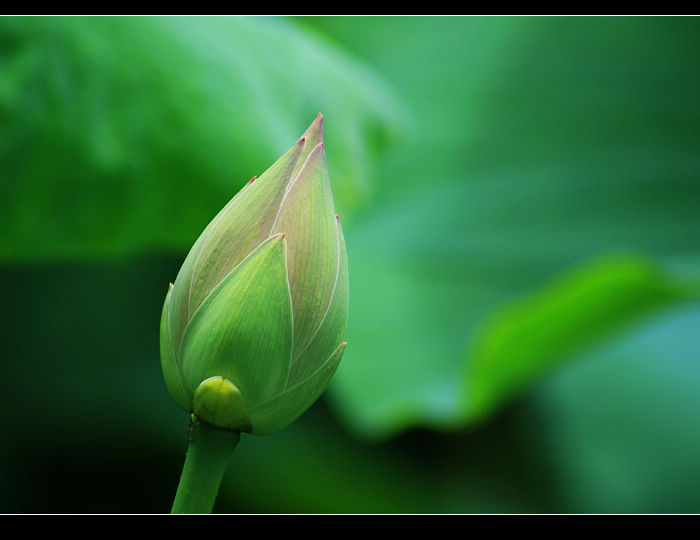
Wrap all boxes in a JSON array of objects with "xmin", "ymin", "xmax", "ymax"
[
  {"xmin": 161, "ymin": 114, "xmax": 348, "ymax": 513},
  {"xmin": 171, "ymin": 419, "xmax": 240, "ymax": 514}
]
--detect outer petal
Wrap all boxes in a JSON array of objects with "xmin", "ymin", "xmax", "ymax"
[
  {"xmin": 179, "ymin": 234, "xmax": 294, "ymax": 408},
  {"xmin": 169, "ymin": 138, "xmax": 305, "ymax": 351},
  {"xmin": 272, "ymin": 143, "xmax": 340, "ymax": 360},
  {"xmin": 248, "ymin": 342, "xmax": 347, "ymax": 435},
  {"xmin": 160, "ymin": 283, "xmax": 192, "ymax": 411},
  {"xmin": 288, "ymin": 215, "xmax": 349, "ymax": 385}
]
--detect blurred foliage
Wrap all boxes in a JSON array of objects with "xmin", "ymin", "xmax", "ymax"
[
  {"xmin": 1, "ymin": 16, "xmax": 700, "ymax": 513},
  {"xmin": 304, "ymin": 16, "xmax": 700, "ymax": 439},
  {"xmin": 462, "ymin": 254, "xmax": 696, "ymax": 424},
  {"xmin": 0, "ymin": 16, "xmax": 403, "ymax": 259}
]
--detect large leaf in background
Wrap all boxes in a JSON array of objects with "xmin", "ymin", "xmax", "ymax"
[
  {"xmin": 220, "ymin": 303, "xmax": 700, "ymax": 513},
  {"xmin": 0, "ymin": 16, "xmax": 403, "ymax": 261},
  {"xmin": 6, "ymin": 255, "xmax": 700, "ymax": 513},
  {"xmin": 0, "ymin": 258, "xmax": 544, "ymax": 514},
  {"xmin": 2, "ymin": 16, "xmax": 699, "ymax": 514},
  {"xmin": 3, "ymin": 257, "xmax": 698, "ymax": 513},
  {"xmin": 461, "ymin": 255, "xmax": 698, "ymax": 424},
  {"xmin": 302, "ymin": 17, "xmax": 700, "ymax": 439},
  {"xmin": 532, "ymin": 302, "xmax": 700, "ymax": 513}
]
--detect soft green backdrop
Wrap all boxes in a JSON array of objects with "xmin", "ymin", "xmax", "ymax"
[{"xmin": 1, "ymin": 16, "xmax": 699, "ymax": 513}]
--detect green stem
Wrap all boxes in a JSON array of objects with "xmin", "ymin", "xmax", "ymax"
[{"xmin": 171, "ymin": 418, "xmax": 240, "ymax": 514}]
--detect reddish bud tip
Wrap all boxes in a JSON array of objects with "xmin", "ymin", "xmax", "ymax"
[
  {"xmin": 248, "ymin": 176, "xmax": 257, "ymax": 184},
  {"xmin": 335, "ymin": 214, "xmax": 339, "ymax": 221}
]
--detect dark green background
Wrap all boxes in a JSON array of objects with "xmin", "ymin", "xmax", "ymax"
[{"xmin": 1, "ymin": 16, "xmax": 699, "ymax": 513}]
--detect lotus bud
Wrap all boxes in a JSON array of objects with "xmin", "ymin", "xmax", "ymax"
[{"xmin": 160, "ymin": 114, "xmax": 348, "ymax": 435}]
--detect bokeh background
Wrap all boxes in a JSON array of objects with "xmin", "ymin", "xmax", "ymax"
[{"xmin": 1, "ymin": 15, "xmax": 699, "ymax": 514}]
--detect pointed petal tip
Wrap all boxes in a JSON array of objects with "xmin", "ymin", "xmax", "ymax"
[
  {"xmin": 317, "ymin": 115, "xmax": 324, "ymax": 143},
  {"xmin": 291, "ymin": 142, "xmax": 327, "ymax": 182},
  {"xmin": 301, "ymin": 113, "xmax": 324, "ymax": 145},
  {"xmin": 332, "ymin": 342, "xmax": 347, "ymax": 355},
  {"xmin": 254, "ymin": 234, "xmax": 286, "ymax": 252},
  {"xmin": 309, "ymin": 141, "xmax": 325, "ymax": 157},
  {"xmin": 269, "ymin": 232, "xmax": 286, "ymax": 241}
]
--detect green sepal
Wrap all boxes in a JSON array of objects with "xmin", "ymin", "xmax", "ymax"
[
  {"xmin": 160, "ymin": 283, "xmax": 192, "ymax": 411},
  {"xmin": 180, "ymin": 234, "xmax": 294, "ymax": 408},
  {"xmin": 192, "ymin": 376, "xmax": 252, "ymax": 432},
  {"xmin": 248, "ymin": 341, "xmax": 347, "ymax": 435}
]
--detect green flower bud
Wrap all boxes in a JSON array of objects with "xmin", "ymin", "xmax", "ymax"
[{"xmin": 160, "ymin": 114, "xmax": 348, "ymax": 435}]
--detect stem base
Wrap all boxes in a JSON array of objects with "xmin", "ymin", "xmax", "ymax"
[{"xmin": 171, "ymin": 419, "xmax": 240, "ymax": 514}]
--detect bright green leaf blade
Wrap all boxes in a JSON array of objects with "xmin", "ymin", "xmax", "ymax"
[
  {"xmin": 248, "ymin": 342, "xmax": 346, "ymax": 436},
  {"xmin": 180, "ymin": 234, "xmax": 293, "ymax": 407},
  {"xmin": 462, "ymin": 254, "xmax": 697, "ymax": 423},
  {"xmin": 272, "ymin": 143, "xmax": 341, "ymax": 360}
]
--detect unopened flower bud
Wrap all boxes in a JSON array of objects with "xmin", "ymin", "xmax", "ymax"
[{"xmin": 160, "ymin": 114, "xmax": 348, "ymax": 435}]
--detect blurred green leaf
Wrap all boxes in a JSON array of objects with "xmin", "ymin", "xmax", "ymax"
[
  {"xmin": 4, "ymin": 15, "xmax": 700, "ymax": 515},
  {"xmin": 0, "ymin": 16, "xmax": 403, "ymax": 261},
  {"xmin": 3, "ymin": 256, "xmax": 697, "ymax": 513},
  {"xmin": 532, "ymin": 302, "xmax": 700, "ymax": 513},
  {"xmin": 310, "ymin": 17, "xmax": 700, "ymax": 439},
  {"xmin": 462, "ymin": 254, "xmax": 698, "ymax": 423}
]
